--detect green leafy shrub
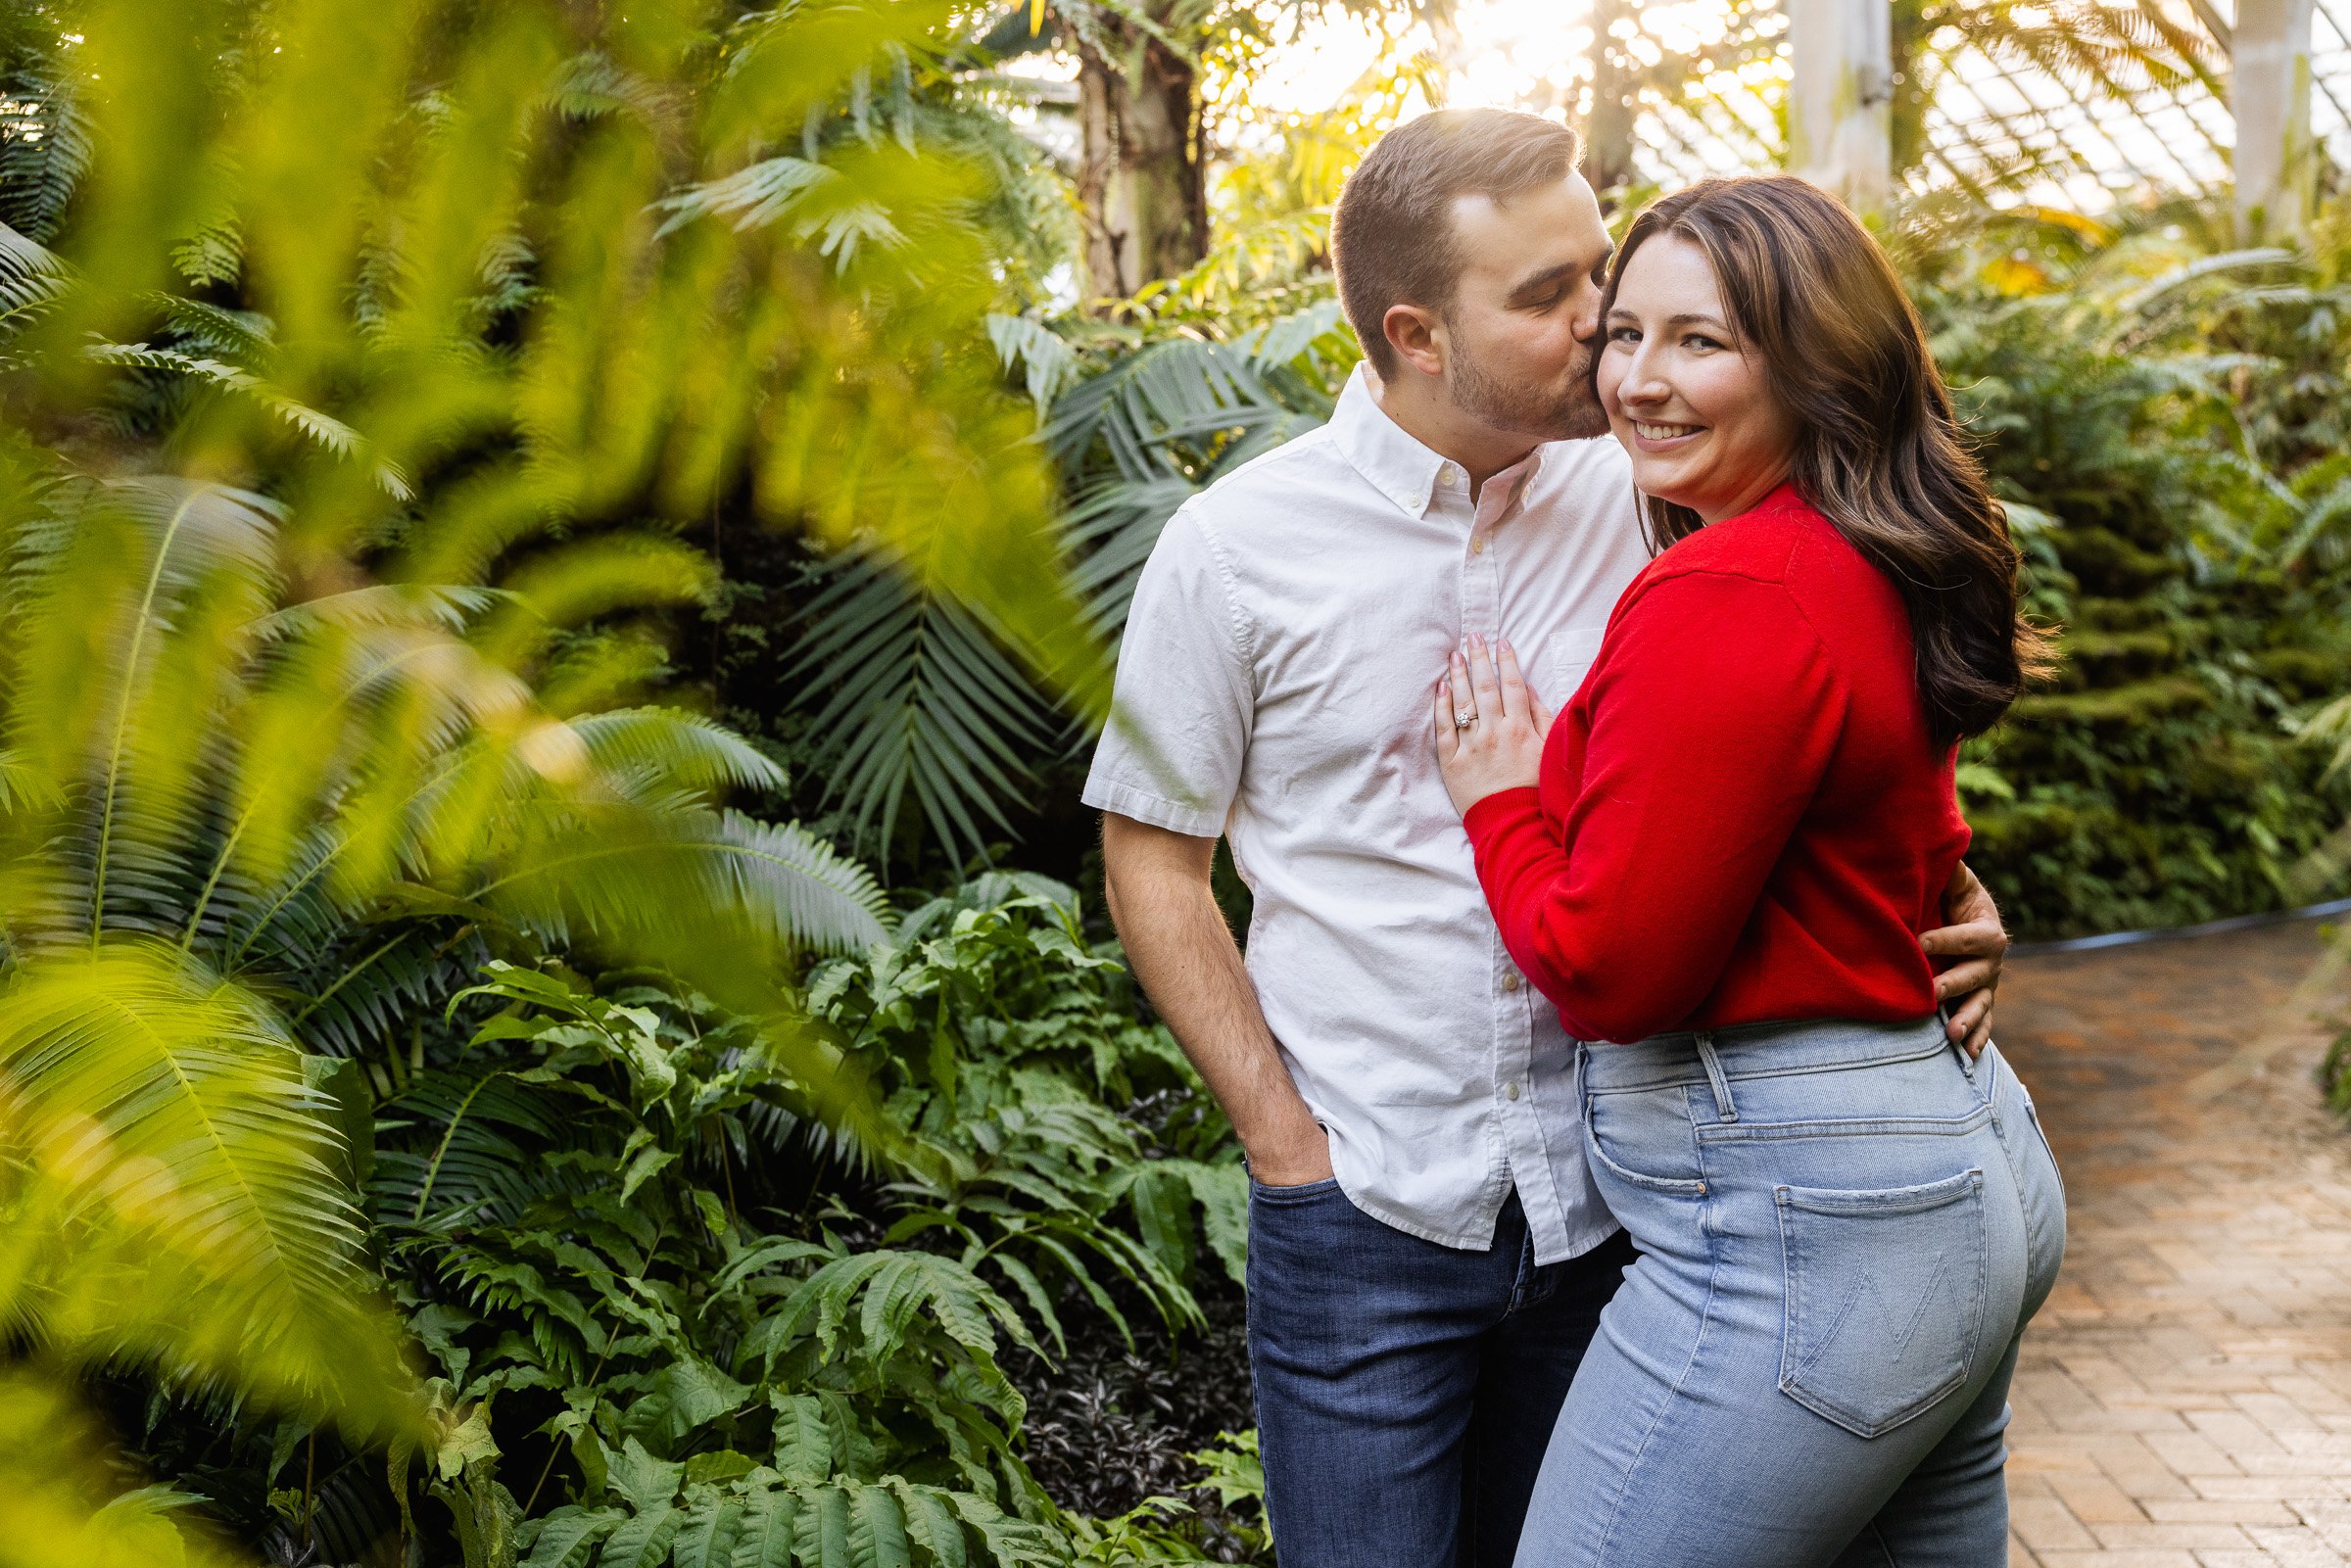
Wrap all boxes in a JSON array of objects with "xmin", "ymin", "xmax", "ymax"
[
  {"xmin": 357, "ymin": 874, "xmax": 1250, "ymax": 1568},
  {"xmin": 1911, "ymin": 215, "xmax": 2351, "ymax": 935}
]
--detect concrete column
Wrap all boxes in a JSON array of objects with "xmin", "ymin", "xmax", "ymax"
[
  {"xmin": 1788, "ymin": 0, "xmax": 1894, "ymax": 212},
  {"xmin": 2233, "ymin": 0, "xmax": 2318, "ymax": 240}
]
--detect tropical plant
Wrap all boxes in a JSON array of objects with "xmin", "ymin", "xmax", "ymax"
[
  {"xmin": 376, "ymin": 963, "xmax": 1062, "ymax": 1568},
  {"xmin": 0, "ymin": 0, "xmax": 1106, "ymax": 1557},
  {"xmin": 805, "ymin": 874, "xmax": 1247, "ymax": 1324},
  {"xmin": 1890, "ymin": 0, "xmax": 2226, "ymax": 197},
  {"xmin": 318, "ymin": 872, "xmax": 1251, "ymax": 1568},
  {"xmin": 1904, "ymin": 204, "xmax": 2351, "ymax": 934}
]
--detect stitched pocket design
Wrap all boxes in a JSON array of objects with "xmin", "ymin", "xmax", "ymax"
[
  {"xmin": 1774, "ymin": 1168, "xmax": 1988, "ymax": 1438},
  {"xmin": 1583, "ymin": 1084, "xmax": 1707, "ymax": 1196}
]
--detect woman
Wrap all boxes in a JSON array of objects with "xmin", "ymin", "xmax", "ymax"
[{"xmin": 1429, "ymin": 175, "xmax": 2067, "ymax": 1566}]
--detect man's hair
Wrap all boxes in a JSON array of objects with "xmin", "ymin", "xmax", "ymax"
[{"xmin": 1330, "ymin": 110, "xmax": 1584, "ymax": 379}]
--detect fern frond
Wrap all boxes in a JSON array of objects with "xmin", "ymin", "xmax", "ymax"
[
  {"xmin": 470, "ymin": 806, "xmax": 888, "ymax": 961},
  {"xmin": 564, "ymin": 708, "xmax": 788, "ymax": 801},
  {"xmin": 0, "ymin": 943, "xmax": 416, "ymax": 1436}
]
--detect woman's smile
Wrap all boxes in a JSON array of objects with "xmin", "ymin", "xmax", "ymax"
[{"xmin": 1629, "ymin": 418, "xmax": 1705, "ymax": 449}]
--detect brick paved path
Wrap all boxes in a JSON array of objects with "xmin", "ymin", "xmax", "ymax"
[{"xmin": 1997, "ymin": 918, "xmax": 2351, "ymax": 1566}]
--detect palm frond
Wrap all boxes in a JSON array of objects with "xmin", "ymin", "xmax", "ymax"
[
  {"xmin": 78, "ymin": 344, "xmax": 414, "ymax": 499},
  {"xmin": 986, "ymin": 311, "xmax": 1080, "ymax": 411},
  {"xmin": 788, "ymin": 546, "xmax": 1065, "ymax": 869}
]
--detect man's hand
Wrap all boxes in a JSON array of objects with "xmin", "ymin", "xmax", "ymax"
[
  {"xmin": 1921, "ymin": 860, "xmax": 2006, "ymax": 1059},
  {"xmin": 1434, "ymin": 635, "xmax": 1552, "ymax": 817},
  {"xmin": 1245, "ymin": 1118, "xmax": 1336, "ymax": 1188}
]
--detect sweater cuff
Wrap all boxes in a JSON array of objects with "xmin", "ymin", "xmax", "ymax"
[{"xmin": 1461, "ymin": 786, "xmax": 1543, "ymax": 852}]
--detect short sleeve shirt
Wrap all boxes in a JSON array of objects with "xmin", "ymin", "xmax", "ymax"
[{"xmin": 1082, "ymin": 367, "xmax": 1653, "ymax": 1263}]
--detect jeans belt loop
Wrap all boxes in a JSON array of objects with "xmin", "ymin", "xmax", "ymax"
[
  {"xmin": 1694, "ymin": 1030, "xmax": 1739, "ymax": 1123},
  {"xmin": 1943, "ymin": 1003, "xmax": 1982, "ymax": 1081}
]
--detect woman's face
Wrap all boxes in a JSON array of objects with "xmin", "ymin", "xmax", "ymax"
[{"xmin": 1595, "ymin": 233, "xmax": 1799, "ymax": 526}]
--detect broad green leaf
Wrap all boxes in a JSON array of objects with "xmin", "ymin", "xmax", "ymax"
[
  {"xmin": 846, "ymin": 1484, "xmax": 910, "ymax": 1568},
  {"xmin": 727, "ymin": 1487, "xmax": 798, "ymax": 1568},
  {"xmin": 794, "ymin": 1486, "xmax": 853, "ymax": 1568},
  {"xmin": 670, "ymin": 1493, "xmax": 744, "ymax": 1568},
  {"xmin": 769, "ymin": 1394, "xmax": 836, "ymax": 1485},
  {"xmin": 606, "ymin": 1439, "xmax": 685, "ymax": 1513},
  {"xmin": 600, "ymin": 1504, "xmax": 681, "ymax": 1568},
  {"xmin": 518, "ymin": 1508, "xmax": 622, "ymax": 1568},
  {"xmin": 886, "ymin": 1483, "xmax": 966, "ymax": 1568}
]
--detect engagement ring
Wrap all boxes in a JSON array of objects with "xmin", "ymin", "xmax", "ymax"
[{"xmin": 1454, "ymin": 708, "xmax": 1477, "ymax": 729}]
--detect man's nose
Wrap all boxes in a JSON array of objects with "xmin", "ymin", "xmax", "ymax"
[{"xmin": 1570, "ymin": 292, "xmax": 1603, "ymax": 342}]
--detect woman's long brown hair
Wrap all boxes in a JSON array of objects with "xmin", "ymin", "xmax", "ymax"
[{"xmin": 1600, "ymin": 175, "xmax": 2051, "ymax": 746}]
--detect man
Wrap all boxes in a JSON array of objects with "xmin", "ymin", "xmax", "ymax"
[{"xmin": 1084, "ymin": 110, "xmax": 2008, "ymax": 1567}]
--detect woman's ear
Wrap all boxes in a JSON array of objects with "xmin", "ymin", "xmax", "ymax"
[{"xmin": 1383, "ymin": 303, "xmax": 1447, "ymax": 381}]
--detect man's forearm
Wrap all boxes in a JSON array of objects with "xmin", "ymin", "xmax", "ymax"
[{"xmin": 1102, "ymin": 821, "xmax": 1329, "ymax": 1183}]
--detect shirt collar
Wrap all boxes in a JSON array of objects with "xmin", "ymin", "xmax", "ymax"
[
  {"xmin": 1329, "ymin": 365, "xmax": 1453, "ymax": 518},
  {"xmin": 1328, "ymin": 365, "xmax": 1545, "ymax": 521}
]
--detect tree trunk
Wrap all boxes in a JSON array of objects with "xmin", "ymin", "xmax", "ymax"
[
  {"xmin": 1581, "ymin": 0, "xmax": 1641, "ymax": 200},
  {"xmin": 1074, "ymin": 25, "xmax": 1209, "ymax": 305}
]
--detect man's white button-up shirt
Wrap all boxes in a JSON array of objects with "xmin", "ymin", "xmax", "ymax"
[{"xmin": 1082, "ymin": 366, "xmax": 1654, "ymax": 1263}]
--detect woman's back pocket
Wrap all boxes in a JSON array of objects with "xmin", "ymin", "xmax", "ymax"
[{"xmin": 1774, "ymin": 1168, "xmax": 1988, "ymax": 1438}]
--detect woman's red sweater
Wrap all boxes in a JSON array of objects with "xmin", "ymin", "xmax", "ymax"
[{"xmin": 1461, "ymin": 485, "xmax": 1971, "ymax": 1045}]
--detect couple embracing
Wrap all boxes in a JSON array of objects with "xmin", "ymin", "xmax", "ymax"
[{"xmin": 1085, "ymin": 110, "xmax": 2068, "ymax": 1568}]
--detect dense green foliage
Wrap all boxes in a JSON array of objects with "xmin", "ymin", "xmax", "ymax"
[
  {"xmin": 1911, "ymin": 214, "xmax": 2351, "ymax": 935},
  {"xmin": 340, "ymin": 882, "xmax": 1249, "ymax": 1568}
]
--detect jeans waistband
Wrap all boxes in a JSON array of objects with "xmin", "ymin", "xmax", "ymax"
[{"xmin": 1580, "ymin": 1015, "xmax": 1952, "ymax": 1097}]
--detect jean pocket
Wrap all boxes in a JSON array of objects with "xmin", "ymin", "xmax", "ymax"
[
  {"xmin": 1774, "ymin": 1168, "xmax": 1988, "ymax": 1439},
  {"xmin": 1247, "ymin": 1174, "xmax": 1342, "ymax": 1204},
  {"xmin": 1584, "ymin": 1084, "xmax": 1707, "ymax": 1195}
]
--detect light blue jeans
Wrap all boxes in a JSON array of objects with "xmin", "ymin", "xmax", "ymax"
[{"xmin": 1515, "ymin": 1018, "xmax": 2067, "ymax": 1568}]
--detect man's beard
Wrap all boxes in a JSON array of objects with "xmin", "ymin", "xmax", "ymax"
[{"xmin": 1447, "ymin": 329, "xmax": 1611, "ymax": 443}]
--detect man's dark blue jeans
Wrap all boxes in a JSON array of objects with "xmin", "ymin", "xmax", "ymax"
[{"xmin": 1246, "ymin": 1178, "xmax": 1637, "ymax": 1568}]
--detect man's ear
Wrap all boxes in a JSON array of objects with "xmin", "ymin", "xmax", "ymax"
[{"xmin": 1382, "ymin": 302, "xmax": 1446, "ymax": 381}]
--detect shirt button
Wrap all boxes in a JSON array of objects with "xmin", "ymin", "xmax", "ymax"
[
  {"xmin": 1470, "ymin": 536, "xmax": 1485, "ymax": 554},
  {"xmin": 1506, "ymin": 1082, "xmax": 1521, "ymax": 1101},
  {"xmin": 1503, "ymin": 973, "xmax": 1522, "ymax": 992},
  {"xmin": 1439, "ymin": 462, "xmax": 1464, "ymax": 487}
]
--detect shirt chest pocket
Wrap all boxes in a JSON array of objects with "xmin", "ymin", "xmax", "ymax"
[{"xmin": 1545, "ymin": 627, "xmax": 1607, "ymax": 711}]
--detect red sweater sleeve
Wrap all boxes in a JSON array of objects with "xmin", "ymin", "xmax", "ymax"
[{"xmin": 1462, "ymin": 569, "xmax": 1847, "ymax": 1043}]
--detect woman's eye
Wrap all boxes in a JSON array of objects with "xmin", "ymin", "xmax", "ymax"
[
  {"xmin": 1686, "ymin": 333, "xmax": 1725, "ymax": 351},
  {"xmin": 1607, "ymin": 325, "xmax": 1640, "ymax": 343}
]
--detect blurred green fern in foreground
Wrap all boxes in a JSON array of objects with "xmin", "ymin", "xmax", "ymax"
[{"xmin": 0, "ymin": 0, "xmax": 1117, "ymax": 1559}]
